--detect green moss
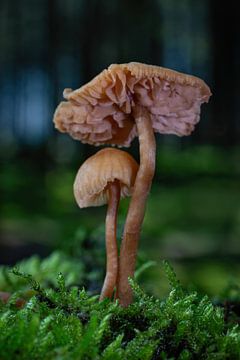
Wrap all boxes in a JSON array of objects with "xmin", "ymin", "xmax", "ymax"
[
  {"xmin": 0, "ymin": 251, "xmax": 84, "ymax": 292},
  {"xmin": 0, "ymin": 255, "xmax": 240, "ymax": 359}
]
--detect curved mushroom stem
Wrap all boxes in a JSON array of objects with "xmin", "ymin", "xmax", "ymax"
[
  {"xmin": 117, "ymin": 105, "xmax": 156, "ymax": 306},
  {"xmin": 100, "ymin": 179, "xmax": 120, "ymax": 300}
]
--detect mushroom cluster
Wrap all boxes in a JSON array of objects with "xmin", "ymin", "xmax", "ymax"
[{"xmin": 53, "ymin": 62, "xmax": 211, "ymax": 306}]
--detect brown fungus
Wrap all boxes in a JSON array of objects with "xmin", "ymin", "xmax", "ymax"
[
  {"xmin": 0, "ymin": 291, "xmax": 25, "ymax": 308},
  {"xmin": 73, "ymin": 148, "xmax": 138, "ymax": 300},
  {"xmin": 54, "ymin": 62, "xmax": 211, "ymax": 306}
]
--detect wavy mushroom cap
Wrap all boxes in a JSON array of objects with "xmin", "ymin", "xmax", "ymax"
[
  {"xmin": 74, "ymin": 148, "xmax": 139, "ymax": 208},
  {"xmin": 54, "ymin": 62, "xmax": 211, "ymax": 147}
]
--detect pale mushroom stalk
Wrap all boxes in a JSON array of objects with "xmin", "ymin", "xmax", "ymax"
[
  {"xmin": 117, "ymin": 106, "xmax": 156, "ymax": 306},
  {"xmin": 100, "ymin": 179, "xmax": 120, "ymax": 300}
]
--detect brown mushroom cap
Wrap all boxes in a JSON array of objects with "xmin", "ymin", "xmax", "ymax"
[
  {"xmin": 54, "ymin": 62, "xmax": 211, "ymax": 147},
  {"xmin": 74, "ymin": 148, "xmax": 139, "ymax": 208}
]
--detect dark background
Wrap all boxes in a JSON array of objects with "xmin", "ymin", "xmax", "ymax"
[{"xmin": 0, "ymin": 0, "xmax": 240, "ymax": 297}]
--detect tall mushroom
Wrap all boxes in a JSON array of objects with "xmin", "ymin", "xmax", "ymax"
[
  {"xmin": 73, "ymin": 147, "xmax": 138, "ymax": 300},
  {"xmin": 53, "ymin": 62, "xmax": 211, "ymax": 306}
]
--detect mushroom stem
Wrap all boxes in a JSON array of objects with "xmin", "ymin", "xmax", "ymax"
[
  {"xmin": 100, "ymin": 179, "xmax": 120, "ymax": 300},
  {"xmin": 117, "ymin": 106, "xmax": 156, "ymax": 306}
]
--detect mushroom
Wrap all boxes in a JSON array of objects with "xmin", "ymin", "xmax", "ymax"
[
  {"xmin": 0, "ymin": 291, "xmax": 25, "ymax": 308},
  {"xmin": 73, "ymin": 147, "xmax": 139, "ymax": 300},
  {"xmin": 53, "ymin": 62, "xmax": 211, "ymax": 306}
]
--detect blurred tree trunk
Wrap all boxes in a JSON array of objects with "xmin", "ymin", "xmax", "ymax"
[
  {"xmin": 118, "ymin": 0, "xmax": 162, "ymax": 65},
  {"xmin": 47, "ymin": 0, "xmax": 59, "ymax": 106},
  {"xmin": 210, "ymin": 1, "xmax": 239, "ymax": 146}
]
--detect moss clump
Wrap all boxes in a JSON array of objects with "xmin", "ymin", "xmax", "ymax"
[
  {"xmin": 0, "ymin": 256, "xmax": 240, "ymax": 359},
  {"xmin": 0, "ymin": 251, "xmax": 84, "ymax": 292}
]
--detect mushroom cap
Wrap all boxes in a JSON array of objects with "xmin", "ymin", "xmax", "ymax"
[
  {"xmin": 54, "ymin": 62, "xmax": 211, "ymax": 147},
  {"xmin": 74, "ymin": 148, "xmax": 139, "ymax": 208}
]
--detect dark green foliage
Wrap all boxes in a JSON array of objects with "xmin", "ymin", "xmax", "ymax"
[
  {"xmin": 0, "ymin": 258, "xmax": 240, "ymax": 359},
  {"xmin": 0, "ymin": 251, "xmax": 84, "ymax": 292}
]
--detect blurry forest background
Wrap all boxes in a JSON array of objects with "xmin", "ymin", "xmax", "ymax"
[{"xmin": 0, "ymin": 0, "xmax": 240, "ymax": 297}]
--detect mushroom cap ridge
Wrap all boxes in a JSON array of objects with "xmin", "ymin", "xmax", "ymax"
[
  {"xmin": 54, "ymin": 62, "xmax": 212, "ymax": 147},
  {"xmin": 74, "ymin": 148, "xmax": 139, "ymax": 208}
]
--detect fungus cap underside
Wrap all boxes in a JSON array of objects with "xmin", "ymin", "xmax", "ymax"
[
  {"xmin": 74, "ymin": 148, "xmax": 139, "ymax": 207},
  {"xmin": 54, "ymin": 62, "xmax": 211, "ymax": 146}
]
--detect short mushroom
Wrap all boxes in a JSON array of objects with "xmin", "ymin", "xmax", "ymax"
[
  {"xmin": 73, "ymin": 147, "xmax": 138, "ymax": 300},
  {"xmin": 53, "ymin": 62, "xmax": 211, "ymax": 306}
]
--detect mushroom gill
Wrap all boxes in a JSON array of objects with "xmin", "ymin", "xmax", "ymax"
[{"xmin": 54, "ymin": 63, "xmax": 211, "ymax": 147}]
